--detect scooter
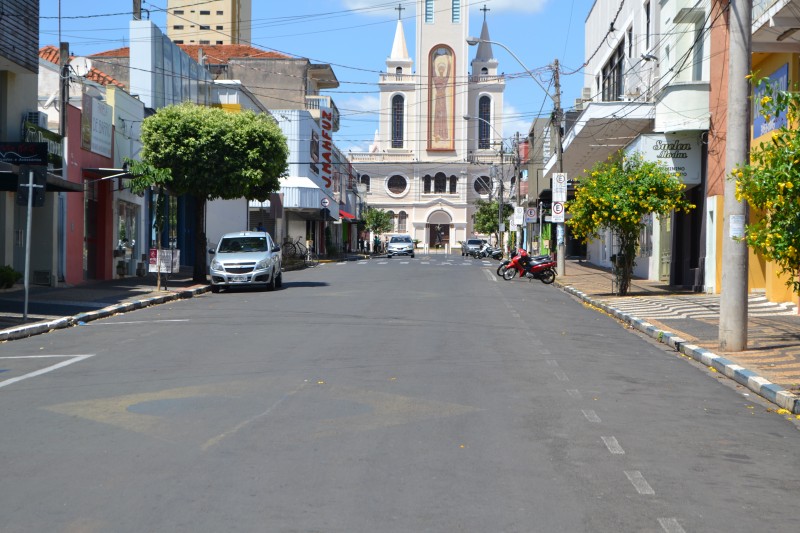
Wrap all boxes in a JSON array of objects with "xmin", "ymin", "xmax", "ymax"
[
  {"xmin": 502, "ymin": 252, "xmax": 556, "ymax": 284},
  {"xmin": 473, "ymin": 243, "xmax": 503, "ymax": 260}
]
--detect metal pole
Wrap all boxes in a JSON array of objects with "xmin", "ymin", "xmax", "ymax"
[
  {"xmin": 553, "ymin": 59, "xmax": 566, "ymax": 274},
  {"xmin": 719, "ymin": 0, "xmax": 751, "ymax": 351},
  {"xmin": 499, "ymin": 148, "xmax": 504, "ymax": 250},
  {"xmin": 23, "ymin": 170, "xmax": 33, "ymax": 321}
]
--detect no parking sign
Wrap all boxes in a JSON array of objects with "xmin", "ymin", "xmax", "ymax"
[{"xmin": 551, "ymin": 201, "xmax": 565, "ymax": 223}]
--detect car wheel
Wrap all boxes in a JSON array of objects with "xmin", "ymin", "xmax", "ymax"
[
  {"xmin": 387, "ymin": 254, "xmax": 392, "ymax": 259},
  {"xmin": 211, "ymin": 285, "xmax": 220, "ymax": 293},
  {"xmin": 267, "ymin": 272, "xmax": 277, "ymax": 291},
  {"xmin": 275, "ymin": 271, "xmax": 283, "ymax": 289},
  {"xmin": 411, "ymin": 254, "xmax": 415, "ymax": 258}
]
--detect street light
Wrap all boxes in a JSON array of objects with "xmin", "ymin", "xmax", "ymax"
[
  {"xmin": 463, "ymin": 115, "xmax": 508, "ymax": 247},
  {"xmin": 467, "ymin": 37, "xmax": 566, "ymax": 276}
]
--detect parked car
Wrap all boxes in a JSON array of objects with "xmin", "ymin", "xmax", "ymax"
[
  {"xmin": 461, "ymin": 238, "xmax": 485, "ymax": 256},
  {"xmin": 208, "ymin": 231, "xmax": 282, "ymax": 292},
  {"xmin": 386, "ymin": 234, "xmax": 415, "ymax": 258}
]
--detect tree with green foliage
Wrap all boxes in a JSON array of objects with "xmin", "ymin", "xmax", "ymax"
[
  {"xmin": 567, "ymin": 152, "xmax": 695, "ymax": 295},
  {"xmin": 472, "ymin": 198, "xmax": 513, "ymax": 242},
  {"xmin": 363, "ymin": 206, "xmax": 393, "ymax": 235},
  {"xmin": 126, "ymin": 102, "xmax": 289, "ymax": 282},
  {"xmin": 734, "ymin": 75, "xmax": 800, "ymax": 295}
]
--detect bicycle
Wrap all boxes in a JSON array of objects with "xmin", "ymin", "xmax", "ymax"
[{"xmin": 282, "ymin": 236, "xmax": 308, "ymax": 260}]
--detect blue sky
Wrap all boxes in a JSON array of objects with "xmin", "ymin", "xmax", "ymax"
[{"xmin": 39, "ymin": 0, "xmax": 590, "ymax": 152}]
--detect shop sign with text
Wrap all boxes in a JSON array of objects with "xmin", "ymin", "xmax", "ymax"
[{"xmin": 626, "ymin": 133, "xmax": 701, "ymax": 186}]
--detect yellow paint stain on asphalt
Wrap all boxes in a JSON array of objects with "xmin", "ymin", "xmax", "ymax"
[
  {"xmin": 44, "ymin": 382, "xmax": 254, "ymax": 439},
  {"xmin": 311, "ymin": 386, "xmax": 482, "ymax": 439}
]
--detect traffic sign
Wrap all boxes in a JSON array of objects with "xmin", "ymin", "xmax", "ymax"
[
  {"xmin": 552, "ymin": 173, "xmax": 568, "ymax": 203},
  {"xmin": 524, "ymin": 208, "xmax": 537, "ymax": 224},
  {"xmin": 551, "ymin": 201, "xmax": 565, "ymax": 223},
  {"xmin": 321, "ymin": 197, "xmax": 330, "ymax": 207}
]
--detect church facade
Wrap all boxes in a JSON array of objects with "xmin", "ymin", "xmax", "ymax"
[{"xmin": 348, "ymin": 1, "xmax": 507, "ymax": 252}]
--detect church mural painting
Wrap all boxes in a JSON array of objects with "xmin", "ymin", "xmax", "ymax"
[{"xmin": 428, "ymin": 45, "xmax": 455, "ymax": 151}]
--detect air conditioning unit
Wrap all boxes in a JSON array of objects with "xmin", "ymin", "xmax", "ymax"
[
  {"xmin": 581, "ymin": 87, "xmax": 592, "ymax": 100},
  {"xmin": 25, "ymin": 111, "xmax": 48, "ymax": 129}
]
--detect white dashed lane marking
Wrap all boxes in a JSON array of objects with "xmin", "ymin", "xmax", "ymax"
[
  {"xmin": 624, "ymin": 470, "xmax": 655, "ymax": 495},
  {"xmin": 582, "ymin": 409, "xmax": 601, "ymax": 423},
  {"xmin": 658, "ymin": 518, "xmax": 687, "ymax": 533},
  {"xmin": 602, "ymin": 436, "xmax": 625, "ymax": 454}
]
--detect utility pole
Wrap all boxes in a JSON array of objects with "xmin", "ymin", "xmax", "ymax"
[
  {"xmin": 553, "ymin": 59, "xmax": 565, "ymax": 276},
  {"xmin": 719, "ymin": 0, "xmax": 751, "ymax": 351}
]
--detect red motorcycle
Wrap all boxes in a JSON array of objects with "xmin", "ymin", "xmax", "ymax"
[{"xmin": 502, "ymin": 252, "xmax": 556, "ymax": 284}]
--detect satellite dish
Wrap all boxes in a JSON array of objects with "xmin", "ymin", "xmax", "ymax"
[{"xmin": 70, "ymin": 56, "xmax": 93, "ymax": 77}]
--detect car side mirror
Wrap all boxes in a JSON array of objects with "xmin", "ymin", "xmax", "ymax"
[
  {"xmin": 208, "ymin": 249, "xmax": 216, "ymax": 255},
  {"xmin": 272, "ymin": 245, "xmax": 280, "ymax": 253}
]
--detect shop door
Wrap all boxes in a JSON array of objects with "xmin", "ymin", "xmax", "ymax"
[{"xmin": 659, "ymin": 214, "xmax": 672, "ymax": 282}]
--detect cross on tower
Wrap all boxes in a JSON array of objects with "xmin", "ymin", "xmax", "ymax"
[
  {"xmin": 395, "ymin": 3, "xmax": 405, "ymax": 20},
  {"xmin": 480, "ymin": 4, "xmax": 490, "ymax": 21}
]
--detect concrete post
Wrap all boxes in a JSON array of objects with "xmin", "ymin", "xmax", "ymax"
[{"xmin": 719, "ymin": 0, "xmax": 751, "ymax": 351}]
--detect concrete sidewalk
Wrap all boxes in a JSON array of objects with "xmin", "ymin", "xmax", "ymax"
[
  {"xmin": 554, "ymin": 260, "xmax": 800, "ymax": 414},
  {"xmin": 0, "ymin": 270, "xmax": 209, "ymax": 342}
]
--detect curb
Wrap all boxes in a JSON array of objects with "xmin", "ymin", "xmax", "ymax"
[
  {"xmin": 0, "ymin": 285, "xmax": 210, "ymax": 342},
  {"xmin": 558, "ymin": 284, "xmax": 800, "ymax": 415}
]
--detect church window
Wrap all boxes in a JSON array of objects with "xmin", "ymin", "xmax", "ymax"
[
  {"xmin": 387, "ymin": 210, "xmax": 396, "ymax": 231},
  {"xmin": 388, "ymin": 175, "xmax": 408, "ymax": 194},
  {"xmin": 452, "ymin": 1, "xmax": 461, "ymax": 23},
  {"xmin": 392, "ymin": 94, "xmax": 404, "ymax": 148},
  {"xmin": 423, "ymin": 175, "xmax": 432, "ymax": 194},
  {"xmin": 360, "ymin": 174, "xmax": 371, "ymax": 192},
  {"xmin": 474, "ymin": 176, "xmax": 491, "ymax": 195},
  {"xmin": 396, "ymin": 66, "xmax": 402, "ymax": 75},
  {"xmin": 478, "ymin": 96, "xmax": 491, "ymax": 149},
  {"xmin": 425, "ymin": 0, "xmax": 434, "ymax": 23},
  {"xmin": 449, "ymin": 175, "xmax": 457, "ymax": 194},
  {"xmin": 434, "ymin": 172, "xmax": 447, "ymax": 193},
  {"xmin": 481, "ymin": 67, "xmax": 488, "ymax": 75},
  {"xmin": 398, "ymin": 211, "xmax": 408, "ymax": 232}
]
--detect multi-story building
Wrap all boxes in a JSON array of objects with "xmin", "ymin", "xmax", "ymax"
[
  {"xmin": 551, "ymin": 0, "xmax": 711, "ymax": 289},
  {"xmin": 348, "ymin": 1, "xmax": 508, "ymax": 251},
  {"xmin": 166, "ymin": 0, "xmax": 252, "ymax": 45}
]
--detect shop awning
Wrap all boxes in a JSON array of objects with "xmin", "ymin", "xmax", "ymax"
[
  {"xmin": 339, "ymin": 209, "xmax": 356, "ymax": 220},
  {"xmin": 0, "ymin": 163, "xmax": 83, "ymax": 192}
]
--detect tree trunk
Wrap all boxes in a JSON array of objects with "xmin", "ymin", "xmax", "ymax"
[{"xmin": 193, "ymin": 196, "xmax": 207, "ymax": 283}]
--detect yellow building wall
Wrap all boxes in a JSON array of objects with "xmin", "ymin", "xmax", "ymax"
[{"xmin": 746, "ymin": 52, "xmax": 799, "ymax": 304}]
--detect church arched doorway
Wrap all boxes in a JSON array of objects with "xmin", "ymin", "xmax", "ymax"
[{"xmin": 427, "ymin": 210, "xmax": 452, "ymax": 251}]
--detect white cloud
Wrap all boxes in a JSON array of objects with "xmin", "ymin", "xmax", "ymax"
[
  {"xmin": 337, "ymin": 94, "xmax": 381, "ymax": 114},
  {"xmin": 341, "ymin": 0, "xmax": 548, "ymax": 16},
  {"xmin": 501, "ymin": 103, "xmax": 534, "ymax": 140}
]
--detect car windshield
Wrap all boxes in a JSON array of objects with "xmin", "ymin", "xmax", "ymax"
[
  {"xmin": 390, "ymin": 236, "xmax": 412, "ymax": 243},
  {"xmin": 218, "ymin": 237, "xmax": 268, "ymax": 253},
  {"xmin": 468, "ymin": 240, "xmax": 482, "ymax": 245}
]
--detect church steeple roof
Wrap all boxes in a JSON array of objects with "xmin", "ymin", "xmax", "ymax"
[
  {"xmin": 474, "ymin": 19, "xmax": 494, "ymax": 62},
  {"xmin": 390, "ymin": 19, "xmax": 410, "ymax": 61}
]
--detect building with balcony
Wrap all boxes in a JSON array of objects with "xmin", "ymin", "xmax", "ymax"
[{"xmin": 551, "ymin": 0, "xmax": 711, "ymax": 289}]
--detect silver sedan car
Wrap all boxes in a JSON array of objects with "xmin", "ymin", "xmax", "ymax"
[
  {"xmin": 208, "ymin": 231, "xmax": 282, "ymax": 292},
  {"xmin": 386, "ymin": 235, "xmax": 415, "ymax": 258}
]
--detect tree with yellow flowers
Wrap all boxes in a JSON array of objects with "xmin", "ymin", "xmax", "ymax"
[
  {"xmin": 567, "ymin": 152, "xmax": 695, "ymax": 295},
  {"xmin": 735, "ymin": 75, "xmax": 800, "ymax": 294}
]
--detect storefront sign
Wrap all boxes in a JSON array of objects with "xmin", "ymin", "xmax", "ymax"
[
  {"xmin": 753, "ymin": 63, "xmax": 788, "ymax": 138},
  {"xmin": 0, "ymin": 142, "xmax": 48, "ymax": 165},
  {"xmin": 23, "ymin": 125, "xmax": 63, "ymax": 169},
  {"xmin": 81, "ymin": 93, "xmax": 113, "ymax": 158},
  {"xmin": 319, "ymin": 107, "xmax": 334, "ymax": 192},
  {"xmin": 627, "ymin": 133, "xmax": 701, "ymax": 186}
]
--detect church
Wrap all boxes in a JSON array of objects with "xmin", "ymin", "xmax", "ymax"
[{"xmin": 348, "ymin": 1, "xmax": 507, "ymax": 251}]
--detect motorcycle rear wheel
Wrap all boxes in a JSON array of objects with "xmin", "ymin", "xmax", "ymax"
[
  {"xmin": 539, "ymin": 268, "xmax": 556, "ymax": 284},
  {"xmin": 502, "ymin": 267, "xmax": 517, "ymax": 280}
]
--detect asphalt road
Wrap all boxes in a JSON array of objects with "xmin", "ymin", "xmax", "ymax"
[{"xmin": 1, "ymin": 256, "xmax": 798, "ymax": 532}]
